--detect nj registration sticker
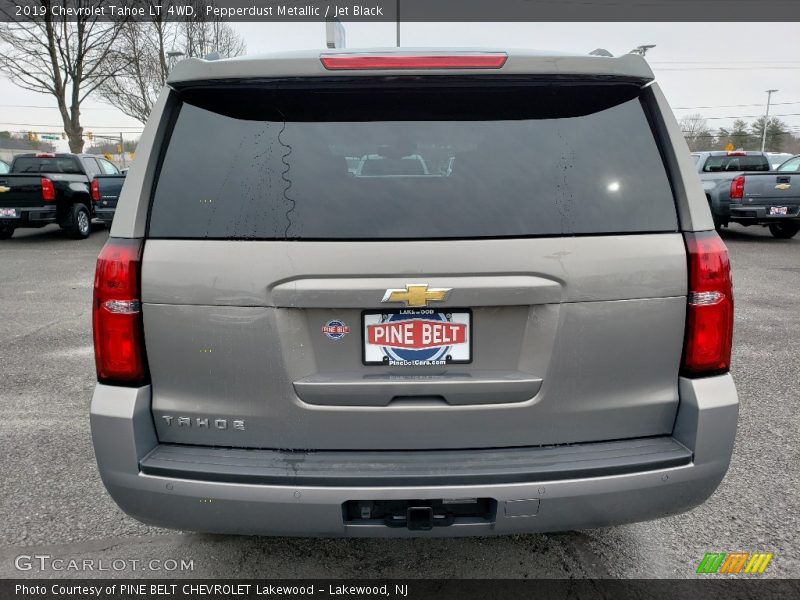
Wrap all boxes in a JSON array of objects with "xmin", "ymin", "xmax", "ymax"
[{"xmin": 362, "ymin": 309, "xmax": 471, "ymax": 366}]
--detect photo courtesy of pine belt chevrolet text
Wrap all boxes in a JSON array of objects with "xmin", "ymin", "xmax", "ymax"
[{"xmin": 89, "ymin": 48, "xmax": 739, "ymax": 536}]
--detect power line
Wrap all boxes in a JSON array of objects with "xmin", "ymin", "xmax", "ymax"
[
  {"xmin": 681, "ymin": 131, "xmax": 800, "ymax": 138},
  {"xmin": 651, "ymin": 60, "xmax": 800, "ymax": 65},
  {"xmin": 0, "ymin": 121, "xmax": 143, "ymax": 129},
  {"xmin": 654, "ymin": 66, "xmax": 800, "ymax": 71},
  {"xmin": 672, "ymin": 101, "xmax": 800, "ymax": 110},
  {"xmin": 0, "ymin": 104, "xmax": 120, "ymax": 110},
  {"xmin": 691, "ymin": 113, "xmax": 800, "ymax": 121}
]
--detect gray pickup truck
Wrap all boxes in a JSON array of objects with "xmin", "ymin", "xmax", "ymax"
[{"xmin": 693, "ymin": 151, "xmax": 800, "ymax": 238}]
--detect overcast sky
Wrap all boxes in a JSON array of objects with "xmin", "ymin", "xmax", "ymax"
[{"xmin": 2, "ymin": 22, "xmax": 799, "ymax": 151}]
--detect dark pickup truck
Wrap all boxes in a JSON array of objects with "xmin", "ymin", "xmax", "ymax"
[
  {"xmin": 0, "ymin": 153, "xmax": 125, "ymax": 239},
  {"xmin": 714, "ymin": 154, "xmax": 800, "ymax": 238}
]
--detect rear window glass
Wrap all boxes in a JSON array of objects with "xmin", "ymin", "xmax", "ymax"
[
  {"xmin": 149, "ymin": 83, "xmax": 677, "ymax": 239},
  {"xmin": 701, "ymin": 154, "xmax": 770, "ymax": 173},
  {"xmin": 11, "ymin": 156, "xmax": 82, "ymax": 174}
]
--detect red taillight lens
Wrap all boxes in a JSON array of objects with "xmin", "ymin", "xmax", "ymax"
[
  {"xmin": 90, "ymin": 179, "xmax": 100, "ymax": 202},
  {"xmin": 93, "ymin": 238, "xmax": 148, "ymax": 385},
  {"xmin": 730, "ymin": 176, "xmax": 745, "ymax": 201},
  {"xmin": 682, "ymin": 232, "xmax": 734, "ymax": 376},
  {"xmin": 41, "ymin": 178, "xmax": 55, "ymax": 201},
  {"xmin": 320, "ymin": 53, "xmax": 508, "ymax": 71}
]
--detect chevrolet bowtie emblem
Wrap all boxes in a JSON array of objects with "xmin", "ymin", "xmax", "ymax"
[
  {"xmin": 0, "ymin": 186, "xmax": 9, "ymax": 193},
  {"xmin": 381, "ymin": 284, "xmax": 452, "ymax": 307},
  {"xmin": 775, "ymin": 183, "xmax": 791, "ymax": 191}
]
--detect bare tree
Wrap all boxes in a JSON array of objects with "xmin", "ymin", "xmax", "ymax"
[
  {"xmin": 678, "ymin": 113, "xmax": 714, "ymax": 151},
  {"xmin": 96, "ymin": 15, "xmax": 177, "ymax": 123},
  {"xmin": 183, "ymin": 1, "xmax": 246, "ymax": 59},
  {"xmin": 0, "ymin": 1, "xmax": 127, "ymax": 152},
  {"xmin": 98, "ymin": 4, "xmax": 245, "ymax": 124}
]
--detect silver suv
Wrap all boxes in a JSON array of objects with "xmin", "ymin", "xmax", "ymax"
[{"xmin": 90, "ymin": 49, "xmax": 738, "ymax": 536}]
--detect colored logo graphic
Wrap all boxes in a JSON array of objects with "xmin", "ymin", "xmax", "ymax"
[
  {"xmin": 322, "ymin": 319, "xmax": 350, "ymax": 340},
  {"xmin": 696, "ymin": 552, "xmax": 773, "ymax": 574},
  {"xmin": 371, "ymin": 311, "xmax": 457, "ymax": 364}
]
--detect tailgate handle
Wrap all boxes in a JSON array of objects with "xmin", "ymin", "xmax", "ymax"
[
  {"xmin": 293, "ymin": 371, "xmax": 543, "ymax": 407},
  {"xmin": 777, "ymin": 176, "xmax": 791, "ymax": 184},
  {"xmin": 389, "ymin": 395, "xmax": 448, "ymax": 407}
]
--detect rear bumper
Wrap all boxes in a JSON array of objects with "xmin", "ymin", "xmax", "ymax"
[
  {"xmin": 90, "ymin": 375, "xmax": 738, "ymax": 537},
  {"xmin": 94, "ymin": 207, "xmax": 116, "ymax": 226},
  {"xmin": 0, "ymin": 206, "xmax": 57, "ymax": 228},
  {"xmin": 728, "ymin": 205, "xmax": 800, "ymax": 223}
]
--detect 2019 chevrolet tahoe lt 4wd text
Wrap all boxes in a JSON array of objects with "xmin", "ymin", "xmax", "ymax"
[{"xmin": 90, "ymin": 49, "xmax": 739, "ymax": 536}]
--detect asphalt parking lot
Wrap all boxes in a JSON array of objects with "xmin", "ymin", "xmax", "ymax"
[{"xmin": 0, "ymin": 223, "xmax": 797, "ymax": 579}]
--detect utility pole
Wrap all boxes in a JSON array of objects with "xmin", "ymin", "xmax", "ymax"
[
  {"xmin": 119, "ymin": 132, "xmax": 125, "ymax": 169},
  {"xmin": 761, "ymin": 89, "xmax": 778, "ymax": 152},
  {"xmin": 396, "ymin": 0, "xmax": 400, "ymax": 47}
]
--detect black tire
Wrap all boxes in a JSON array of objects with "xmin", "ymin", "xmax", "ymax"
[
  {"xmin": 0, "ymin": 225, "xmax": 14, "ymax": 240},
  {"xmin": 768, "ymin": 222, "xmax": 800, "ymax": 239},
  {"xmin": 66, "ymin": 203, "xmax": 92, "ymax": 239}
]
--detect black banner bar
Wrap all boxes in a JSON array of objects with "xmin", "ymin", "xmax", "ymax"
[
  {"xmin": 3, "ymin": 580, "xmax": 800, "ymax": 600},
  {"xmin": 2, "ymin": 0, "xmax": 800, "ymax": 23}
]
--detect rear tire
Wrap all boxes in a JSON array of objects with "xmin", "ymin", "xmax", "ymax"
[
  {"xmin": 0, "ymin": 225, "xmax": 14, "ymax": 239},
  {"xmin": 66, "ymin": 204, "xmax": 92, "ymax": 239},
  {"xmin": 768, "ymin": 222, "xmax": 800, "ymax": 239}
]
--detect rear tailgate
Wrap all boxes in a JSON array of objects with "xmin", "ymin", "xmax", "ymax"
[
  {"xmin": 0, "ymin": 174, "xmax": 48, "ymax": 209},
  {"xmin": 141, "ymin": 77, "xmax": 686, "ymax": 451},
  {"xmin": 742, "ymin": 173, "xmax": 800, "ymax": 216},
  {"xmin": 95, "ymin": 174, "xmax": 126, "ymax": 210}
]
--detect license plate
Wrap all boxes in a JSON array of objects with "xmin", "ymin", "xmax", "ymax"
[
  {"xmin": 0, "ymin": 208, "xmax": 17, "ymax": 218},
  {"xmin": 770, "ymin": 206, "xmax": 788, "ymax": 215},
  {"xmin": 362, "ymin": 309, "xmax": 472, "ymax": 366}
]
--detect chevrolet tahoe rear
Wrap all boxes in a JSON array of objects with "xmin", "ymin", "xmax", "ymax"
[{"xmin": 90, "ymin": 49, "xmax": 738, "ymax": 536}]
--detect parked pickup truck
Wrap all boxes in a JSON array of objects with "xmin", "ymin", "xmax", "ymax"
[
  {"xmin": 0, "ymin": 152, "xmax": 125, "ymax": 239},
  {"xmin": 692, "ymin": 150, "xmax": 773, "ymax": 231},
  {"xmin": 693, "ymin": 151, "xmax": 800, "ymax": 238},
  {"xmin": 719, "ymin": 154, "xmax": 800, "ymax": 238}
]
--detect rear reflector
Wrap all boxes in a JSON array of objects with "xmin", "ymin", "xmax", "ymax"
[
  {"xmin": 93, "ymin": 238, "xmax": 148, "ymax": 385},
  {"xmin": 682, "ymin": 232, "xmax": 733, "ymax": 376},
  {"xmin": 41, "ymin": 178, "xmax": 55, "ymax": 201},
  {"xmin": 90, "ymin": 179, "xmax": 100, "ymax": 202},
  {"xmin": 320, "ymin": 53, "xmax": 508, "ymax": 71},
  {"xmin": 730, "ymin": 176, "xmax": 745, "ymax": 201}
]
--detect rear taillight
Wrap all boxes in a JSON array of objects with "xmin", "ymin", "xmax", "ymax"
[
  {"xmin": 92, "ymin": 238, "xmax": 148, "ymax": 385},
  {"xmin": 41, "ymin": 178, "xmax": 55, "ymax": 201},
  {"xmin": 730, "ymin": 176, "xmax": 745, "ymax": 201},
  {"xmin": 90, "ymin": 179, "xmax": 100, "ymax": 202},
  {"xmin": 682, "ymin": 232, "xmax": 733, "ymax": 376},
  {"xmin": 320, "ymin": 53, "xmax": 508, "ymax": 70}
]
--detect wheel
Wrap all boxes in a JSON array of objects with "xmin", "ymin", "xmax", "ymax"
[
  {"xmin": 768, "ymin": 222, "xmax": 800, "ymax": 239},
  {"xmin": 0, "ymin": 225, "xmax": 14, "ymax": 239},
  {"xmin": 66, "ymin": 204, "xmax": 92, "ymax": 239}
]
